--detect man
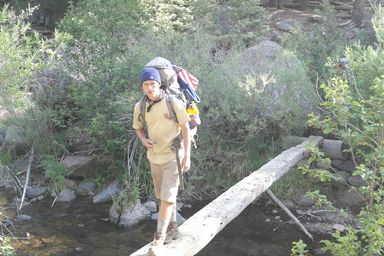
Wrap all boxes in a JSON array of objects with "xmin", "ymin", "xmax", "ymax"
[{"xmin": 132, "ymin": 67, "xmax": 191, "ymax": 254}]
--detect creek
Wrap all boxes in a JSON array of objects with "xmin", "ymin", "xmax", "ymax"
[{"xmin": 1, "ymin": 189, "xmax": 319, "ymax": 256}]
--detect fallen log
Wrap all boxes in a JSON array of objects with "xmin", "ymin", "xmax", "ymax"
[{"xmin": 130, "ymin": 136, "xmax": 323, "ymax": 256}]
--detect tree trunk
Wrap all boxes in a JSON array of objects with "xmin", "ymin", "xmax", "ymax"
[{"xmin": 130, "ymin": 136, "xmax": 323, "ymax": 256}]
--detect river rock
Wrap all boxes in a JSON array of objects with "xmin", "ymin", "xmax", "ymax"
[
  {"xmin": 92, "ymin": 182, "xmax": 121, "ymax": 204},
  {"xmin": 64, "ymin": 179, "xmax": 77, "ymax": 190},
  {"xmin": 281, "ymin": 199, "xmax": 295, "ymax": 209},
  {"xmin": 347, "ymin": 175, "xmax": 367, "ymax": 187},
  {"xmin": 109, "ymin": 200, "xmax": 150, "ymax": 228},
  {"xmin": 75, "ymin": 181, "xmax": 96, "ymax": 196},
  {"xmin": 9, "ymin": 158, "xmax": 29, "ymax": 174},
  {"xmin": 16, "ymin": 214, "xmax": 32, "ymax": 221},
  {"xmin": 26, "ymin": 186, "xmax": 47, "ymax": 199},
  {"xmin": 56, "ymin": 189, "xmax": 76, "ymax": 202},
  {"xmin": 331, "ymin": 159, "xmax": 356, "ymax": 172},
  {"xmin": 332, "ymin": 224, "xmax": 346, "ymax": 232},
  {"xmin": 151, "ymin": 212, "xmax": 186, "ymax": 225},
  {"xmin": 61, "ymin": 155, "xmax": 94, "ymax": 178},
  {"xmin": 275, "ymin": 19, "xmax": 298, "ymax": 32},
  {"xmin": 339, "ymin": 188, "xmax": 365, "ymax": 208},
  {"xmin": 143, "ymin": 200, "xmax": 157, "ymax": 213},
  {"xmin": 298, "ymin": 194, "xmax": 315, "ymax": 207}
]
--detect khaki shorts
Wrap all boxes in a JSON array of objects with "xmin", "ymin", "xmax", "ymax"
[{"xmin": 150, "ymin": 160, "xmax": 180, "ymax": 203}]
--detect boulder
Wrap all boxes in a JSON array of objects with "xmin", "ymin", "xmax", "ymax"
[
  {"xmin": 75, "ymin": 181, "xmax": 96, "ymax": 196},
  {"xmin": 143, "ymin": 200, "xmax": 157, "ymax": 213},
  {"xmin": 2, "ymin": 126, "xmax": 29, "ymax": 156},
  {"xmin": 347, "ymin": 175, "xmax": 367, "ymax": 187},
  {"xmin": 298, "ymin": 194, "xmax": 315, "ymax": 207},
  {"xmin": 151, "ymin": 212, "xmax": 186, "ymax": 225},
  {"xmin": 331, "ymin": 159, "xmax": 356, "ymax": 173},
  {"xmin": 26, "ymin": 186, "xmax": 48, "ymax": 199},
  {"xmin": 241, "ymin": 40, "xmax": 317, "ymax": 122},
  {"xmin": 61, "ymin": 155, "xmax": 94, "ymax": 178},
  {"xmin": 56, "ymin": 189, "xmax": 76, "ymax": 202},
  {"xmin": 92, "ymin": 182, "xmax": 121, "ymax": 204},
  {"xmin": 109, "ymin": 200, "xmax": 150, "ymax": 228}
]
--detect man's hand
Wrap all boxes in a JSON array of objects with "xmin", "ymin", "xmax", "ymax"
[
  {"xmin": 142, "ymin": 138, "xmax": 155, "ymax": 149},
  {"xmin": 180, "ymin": 156, "xmax": 190, "ymax": 173}
]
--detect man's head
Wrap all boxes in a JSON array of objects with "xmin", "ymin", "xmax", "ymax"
[
  {"xmin": 140, "ymin": 68, "xmax": 161, "ymax": 101},
  {"xmin": 140, "ymin": 67, "xmax": 161, "ymax": 85}
]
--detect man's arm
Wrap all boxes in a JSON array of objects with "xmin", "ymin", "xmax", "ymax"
[{"xmin": 179, "ymin": 122, "xmax": 191, "ymax": 172}]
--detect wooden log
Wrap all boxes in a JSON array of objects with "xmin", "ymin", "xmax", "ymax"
[
  {"xmin": 130, "ymin": 136, "xmax": 323, "ymax": 256},
  {"xmin": 322, "ymin": 139, "xmax": 348, "ymax": 160}
]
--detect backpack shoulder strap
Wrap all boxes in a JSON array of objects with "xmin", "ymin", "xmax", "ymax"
[
  {"xmin": 138, "ymin": 96, "xmax": 147, "ymax": 129},
  {"xmin": 166, "ymin": 93, "xmax": 179, "ymax": 124}
]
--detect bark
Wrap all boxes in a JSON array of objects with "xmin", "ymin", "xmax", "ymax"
[{"xmin": 130, "ymin": 136, "xmax": 323, "ymax": 256}]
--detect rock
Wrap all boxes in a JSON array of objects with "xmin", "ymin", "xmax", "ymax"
[
  {"xmin": 309, "ymin": 15, "xmax": 326, "ymax": 23},
  {"xmin": 26, "ymin": 186, "xmax": 47, "ymax": 199},
  {"xmin": 347, "ymin": 175, "xmax": 367, "ymax": 187},
  {"xmin": 272, "ymin": 209, "xmax": 279, "ymax": 214},
  {"xmin": 332, "ymin": 224, "xmax": 346, "ymax": 233},
  {"xmin": 274, "ymin": 215, "xmax": 281, "ymax": 220},
  {"xmin": 151, "ymin": 212, "xmax": 186, "ymax": 225},
  {"xmin": 16, "ymin": 214, "xmax": 32, "ymax": 221},
  {"xmin": 109, "ymin": 200, "xmax": 150, "ymax": 228},
  {"xmin": 92, "ymin": 182, "xmax": 121, "ymax": 204},
  {"xmin": 75, "ymin": 181, "xmax": 96, "ymax": 196},
  {"xmin": 310, "ymin": 248, "xmax": 332, "ymax": 256},
  {"xmin": 275, "ymin": 19, "xmax": 298, "ymax": 32},
  {"xmin": 1, "ymin": 219, "xmax": 13, "ymax": 227},
  {"xmin": 331, "ymin": 159, "xmax": 356, "ymax": 172},
  {"xmin": 339, "ymin": 188, "xmax": 365, "ymax": 207},
  {"xmin": 143, "ymin": 200, "xmax": 157, "ymax": 213},
  {"xmin": 2, "ymin": 126, "xmax": 29, "ymax": 156},
  {"xmin": 241, "ymin": 40, "xmax": 317, "ymax": 123},
  {"xmin": 298, "ymin": 194, "xmax": 315, "ymax": 207},
  {"xmin": 61, "ymin": 155, "xmax": 94, "ymax": 178},
  {"xmin": 64, "ymin": 179, "xmax": 77, "ymax": 190},
  {"xmin": 0, "ymin": 130, "xmax": 5, "ymax": 146},
  {"xmin": 56, "ymin": 189, "xmax": 76, "ymax": 202},
  {"xmin": 9, "ymin": 158, "xmax": 29, "ymax": 174},
  {"xmin": 281, "ymin": 199, "xmax": 295, "ymax": 209},
  {"xmin": 265, "ymin": 218, "xmax": 271, "ymax": 223}
]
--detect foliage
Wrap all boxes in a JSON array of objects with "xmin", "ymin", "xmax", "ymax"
[
  {"xmin": 304, "ymin": 5, "xmax": 384, "ymax": 255},
  {"xmin": 42, "ymin": 155, "xmax": 67, "ymax": 194},
  {"xmin": 291, "ymin": 239, "xmax": 309, "ymax": 256},
  {"xmin": 140, "ymin": 0, "xmax": 193, "ymax": 34},
  {"xmin": 283, "ymin": 0, "xmax": 344, "ymax": 82},
  {"xmin": 191, "ymin": 0, "xmax": 269, "ymax": 49},
  {"xmin": 0, "ymin": 238, "xmax": 16, "ymax": 256}
]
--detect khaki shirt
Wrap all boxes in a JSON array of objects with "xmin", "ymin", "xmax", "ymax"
[{"xmin": 133, "ymin": 96, "xmax": 190, "ymax": 164}]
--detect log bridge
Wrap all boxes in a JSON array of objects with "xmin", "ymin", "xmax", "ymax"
[{"xmin": 130, "ymin": 136, "xmax": 328, "ymax": 256}]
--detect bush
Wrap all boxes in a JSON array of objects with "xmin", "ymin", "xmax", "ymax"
[{"xmin": 305, "ymin": 5, "xmax": 384, "ymax": 255}]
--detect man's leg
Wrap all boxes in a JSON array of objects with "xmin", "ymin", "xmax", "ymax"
[{"xmin": 156, "ymin": 200, "xmax": 174, "ymax": 239}]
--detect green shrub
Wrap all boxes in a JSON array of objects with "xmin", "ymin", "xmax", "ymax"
[
  {"xmin": 42, "ymin": 155, "xmax": 67, "ymax": 194},
  {"xmin": 305, "ymin": 5, "xmax": 384, "ymax": 255}
]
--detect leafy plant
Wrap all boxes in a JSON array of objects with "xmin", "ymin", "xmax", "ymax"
[
  {"xmin": 0, "ymin": 238, "xmax": 16, "ymax": 256},
  {"xmin": 291, "ymin": 239, "xmax": 309, "ymax": 256},
  {"xmin": 42, "ymin": 155, "xmax": 67, "ymax": 194}
]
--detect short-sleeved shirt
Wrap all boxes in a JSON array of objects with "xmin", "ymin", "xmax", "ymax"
[{"xmin": 133, "ymin": 96, "xmax": 190, "ymax": 165}]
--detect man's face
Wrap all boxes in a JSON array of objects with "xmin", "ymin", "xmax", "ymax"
[{"xmin": 142, "ymin": 80, "xmax": 161, "ymax": 101}]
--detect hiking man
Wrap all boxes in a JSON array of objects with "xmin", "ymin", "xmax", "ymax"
[{"xmin": 132, "ymin": 67, "xmax": 191, "ymax": 253}]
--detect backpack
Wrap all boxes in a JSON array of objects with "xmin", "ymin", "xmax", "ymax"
[{"xmin": 138, "ymin": 57, "xmax": 201, "ymax": 146}]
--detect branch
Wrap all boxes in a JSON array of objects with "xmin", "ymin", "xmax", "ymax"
[
  {"xmin": 267, "ymin": 189, "xmax": 314, "ymax": 241},
  {"xmin": 18, "ymin": 147, "xmax": 34, "ymax": 211}
]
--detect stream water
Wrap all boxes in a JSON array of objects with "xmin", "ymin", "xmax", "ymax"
[{"xmin": 1, "ymin": 190, "xmax": 318, "ymax": 256}]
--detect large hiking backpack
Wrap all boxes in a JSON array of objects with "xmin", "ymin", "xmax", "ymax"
[{"xmin": 138, "ymin": 57, "xmax": 201, "ymax": 145}]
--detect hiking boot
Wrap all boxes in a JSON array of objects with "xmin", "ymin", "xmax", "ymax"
[
  {"xmin": 164, "ymin": 222, "xmax": 181, "ymax": 244},
  {"xmin": 148, "ymin": 232, "xmax": 166, "ymax": 256}
]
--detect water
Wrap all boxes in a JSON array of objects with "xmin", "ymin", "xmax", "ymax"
[{"xmin": 1, "ymin": 190, "xmax": 314, "ymax": 256}]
